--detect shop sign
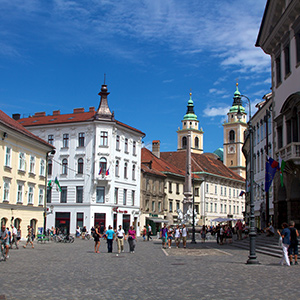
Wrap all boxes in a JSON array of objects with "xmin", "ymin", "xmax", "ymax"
[{"xmin": 112, "ymin": 207, "xmax": 128, "ymax": 214}]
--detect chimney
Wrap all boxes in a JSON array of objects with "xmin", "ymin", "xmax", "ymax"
[
  {"xmin": 12, "ymin": 113, "xmax": 21, "ymax": 120},
  {"xmin": 152, "ymin": 140, "xmax": 160, "ymax": 158},
  {"xmin": 53, "ymin": 110, "xmax": 61, "ymax": 115},
  {"xmin": 34, "ymin": 112, "xmax": 46, "ymax": 117},
  {"xmin": 73, "ymin": 108, "xmax": 85, "ymax": 113},
  {"xmin": 89, "ymin": 107, "xmax": 95, "ymax": 112}
]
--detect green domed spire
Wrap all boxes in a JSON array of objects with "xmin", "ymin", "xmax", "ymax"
[
  {"xmin": 230, "ymin": 83, "xmax": 245, "ymax": 113},
  {"xmin": 183, "ymin": 92, "xmax": 198, "ymax": 121}
]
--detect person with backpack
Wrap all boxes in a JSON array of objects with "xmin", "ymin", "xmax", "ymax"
[{"xmin": 288, "ymin": 221, "xmax": 299, "ymax": 265}]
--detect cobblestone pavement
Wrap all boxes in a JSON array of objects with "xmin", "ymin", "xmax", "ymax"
[{"xmin": 0, "ymin": 237, "xmax": 299, "ymax": 300}]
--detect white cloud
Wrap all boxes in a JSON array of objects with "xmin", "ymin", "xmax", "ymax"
[
  {"xmin": 0, "ymin": 0, "xmax": 269, "ymax": 73},
  {"xmin": 203, "ymin": 106, "xmax": 230, "ymax": 117}
]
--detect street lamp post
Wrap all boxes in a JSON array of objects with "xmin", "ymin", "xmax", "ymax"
[
  {"xmin": 191, "ymin": 177, "xmax": 197, "ymax": 244},
  {"xmin": 237, "ymin": 94, "xmax": 259, "ymax": 265}
]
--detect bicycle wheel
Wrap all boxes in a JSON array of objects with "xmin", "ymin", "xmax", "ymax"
[
  {"xmin": 1, "ymin": 246, "xmax": 6, "ymax": 261},
  {"xmin": 86, "ymin": 234, "xmax": 90, "ymax": 240},
  {"xmin": 70, "ymin": 236, "xmax": 74, "ymax": 243}
]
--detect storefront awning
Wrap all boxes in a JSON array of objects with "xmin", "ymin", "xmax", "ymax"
[{"xmin": 148, "ymin": 217, "xmax": 169, "ymax": 223}]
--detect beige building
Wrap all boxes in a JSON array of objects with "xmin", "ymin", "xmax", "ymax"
[
  {"xmin": 0, "ymin": 110, "xmax": 54, "ymax": 237},
  {"xmin": 256, "ymin": 0, "xmax": 300, "ymax": 227},
  {"xmin": 223, "ymin": 84, "xmax": 247, "ymax": 179}
]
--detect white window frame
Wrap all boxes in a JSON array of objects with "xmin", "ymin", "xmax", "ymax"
[
  {"xmin": 3, "ymin": 182, "xmax": 10, "ymax": 202},
  {"xmin": 39, "ymin": 188, "xmax": 44, "ymax": 205},
  {"xmin": 5, "ymin": 147, "xmax": 11, "ymax": 167},
  {"xmin": 28, "ymin": 186, "xmax": 34, "ymax": 204},
  {"xmin": 29, "ymin": 156, "xmax": 35, "ymax": 174},
  {"xmin": 40, "ymin": 159, "xmax": 45, "ymax": 176},
  {"xmin": 19, "ymin": 152, "xmax": 26, "ymax": 171},
  {"xmin": 17, "ymin": 184, "xmax": 23, "ymax": 203}
]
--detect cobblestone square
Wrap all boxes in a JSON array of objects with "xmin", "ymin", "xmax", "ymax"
[{"xmin": 1, "ymin": 238, "xmax": 299, "ymax": 300}]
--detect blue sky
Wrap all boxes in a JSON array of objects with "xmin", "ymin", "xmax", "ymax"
[{"xmin": 0, "ymin": 0, "xmax": 270, "ymax": 153}]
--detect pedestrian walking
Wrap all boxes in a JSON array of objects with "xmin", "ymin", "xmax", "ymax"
[
  {"xmin": 116, "ymin": 225, "xmax": 126, "ymax": 253},
  {"xmin": 201, "ymin": 225, "xmax": 207, "ymax": 243},
  {"xmin": 76, "ymin": 226, "xmax": 80, "ymax": 238},
  {"xmin": 127, "ymin": 226, "xmax": 136, "ymax": 253},
  {"xmin": 94, "ymin": 224, "xmax": 101, "ymax": 253},
  {"xmin": 288, "ymin": 221, "xmax": 299, "ymax": 265},
  {"xmin": 181, "ymin": 224, "xmax": 188, "ymax": 249},
  {"xmin": 23, "ymin": 225, "xmax": 34, "ymax": 249},
  {"xmin": 278, "ymin": 223, "xmax": 291, "ymax": 266},
  {"xmin": 167, "ymin": 226, "xmax": 173, "ymax": 249},
  {"xmin": 235, "ymin": 220, "xmax": 243, "ymax": 240},
  {"xmin": 216, "ymin": 224, "xmax": 220, "ymax": 244},
  {"xmin": 174, "ymin": 225, "xmax": 181, "ymax": 248},
  {"xmin": 81, "ymin": 226, "xmax": 87, "ymax": 239},
  {"xmin": 16, "ymin": 226, "xmax": 21, "ymax": 248},
  {"xmin": 142, "ymin": 226, "xmax": 147, "ymax": 241},
  {"xmin": 220, "ymin": 225, "xmax": 224, "ymax": 245},
  {"xmin": 11, "ymin": 225, "xmax": 18, "ymax": 249},
  {"xmin": 160, "ymin": 224, "xmax": 168, "ymax": 249},
  {"xmin": 106, "ymin": 225, "xmax": 115, "ymax": 253},
  {"xmin": 147, "ymin": 224, "xmax": 152, "ymax": 241},
  {"xmin": 0, "ymin": 225, "xmax": 10, "ymax": 258}
]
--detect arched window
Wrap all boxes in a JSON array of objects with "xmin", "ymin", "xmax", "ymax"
[
  {"xmin": 229, "ymin": 130, "xmax": 235, "ymax": 143},
  {"xmin": 115, "ymin": 160, "xmax": 119, "ymax": 177},
  {"xmin": 78, "ymin": 158, "xmax": 84, "ymax": 174},
  {"xmin": 182, "ymin": 136, "xmax": 187, "ymax": 149},
  {"xmin": 99, "ymin": 157, "xmax": 107, "ymax": 174},
  {"xmin": 62, "ymin": 158, "xmax": 68, "ymax": 175},
  {"xmin": 195, "ymin": 137, "xmax": 199, "ymax": 148}
]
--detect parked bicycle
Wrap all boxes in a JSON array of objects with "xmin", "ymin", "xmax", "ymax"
[
  {"xmin": 54, "ymin": 234, "xmax": 74, "ymax": 243},
  {"xmin": 83, "ymin": 233, "xmax": 91, "ymax": 240}
]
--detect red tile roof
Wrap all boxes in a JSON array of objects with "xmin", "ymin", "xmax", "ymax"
[
  {"xmin": 161, "ymin": 151, "xmax": 245, "ymax": 182},
  {"xmin": 142, "ymin": 148, "xmax": 187, "ymax": 178},
  {"xmin": 0, "ymin": 110, "xmax": 54, "ymax": 149},
  {"xmin": 17, "ymin": 109, "xmax": 145, "ymax": 136}
]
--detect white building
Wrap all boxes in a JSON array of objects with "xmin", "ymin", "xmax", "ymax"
[
  {"xmin": 18, "ymin": 84, "xmax": 145, "ymax": 234},
  {"xmin": 252, "ymin": 93, "xmax": 273, "ymax": 229},
  {"xmin": 256, "ymin": 0, "xmax": 300, "ymax": 227}
]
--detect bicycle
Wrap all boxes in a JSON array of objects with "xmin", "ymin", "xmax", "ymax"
[{"xmin": 1, "ymin": 240, "xmax": 7, "ymax": 261}]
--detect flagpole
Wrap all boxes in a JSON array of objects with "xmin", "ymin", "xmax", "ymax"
[{"xmin": 264, "ymin": 109, "xmax": 270, "ymax": 226}]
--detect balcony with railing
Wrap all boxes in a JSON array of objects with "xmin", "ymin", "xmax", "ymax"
[{"xmin": 276, "ymin": 142, "xmax": 300, "ymax": 164}]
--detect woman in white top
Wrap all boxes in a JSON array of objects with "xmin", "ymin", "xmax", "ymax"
[{"xmin": 174, "ymin": 225, "xmax": 181, "ymax": 248}]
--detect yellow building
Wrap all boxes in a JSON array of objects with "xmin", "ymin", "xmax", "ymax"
[
  {"xmin": 223, "ymin": 84, "xmax": 247, "ymax": 179},
  {"xmin": 0, "ymin": 110, "xmax": 54, "ymax": 238}
]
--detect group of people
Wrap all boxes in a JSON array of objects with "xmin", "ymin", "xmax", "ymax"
[
  {"xmin": 278, "ymin": 221, "xmax": 299, "ymax": 266},
  {"xmin": 1, "ymin": 224, "xmax": 35, "ymax": 259},
  {"xmin": 159, "ymin": 224, "xmax": 189, "ymax": 249},
  {"xmin": 91, "ymin": 224, "xmax": 137, "ymax": 254}
]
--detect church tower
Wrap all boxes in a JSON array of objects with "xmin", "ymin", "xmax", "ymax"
[
  {"xmin": 177, "ymin": 92, "xmax": 203, "ymax": 154},
  {"xmin": 223, "ymin": 83, "xmax": 247, "ymax": 178}
]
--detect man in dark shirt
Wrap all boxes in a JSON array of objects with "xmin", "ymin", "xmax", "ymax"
[
  {"xmin": 160, "ymin": 224, "xmax": 168, "ymax": 249},
  {"xmin": 289, "ymin": 221, "xmax": 299, "ymax": 265}
]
